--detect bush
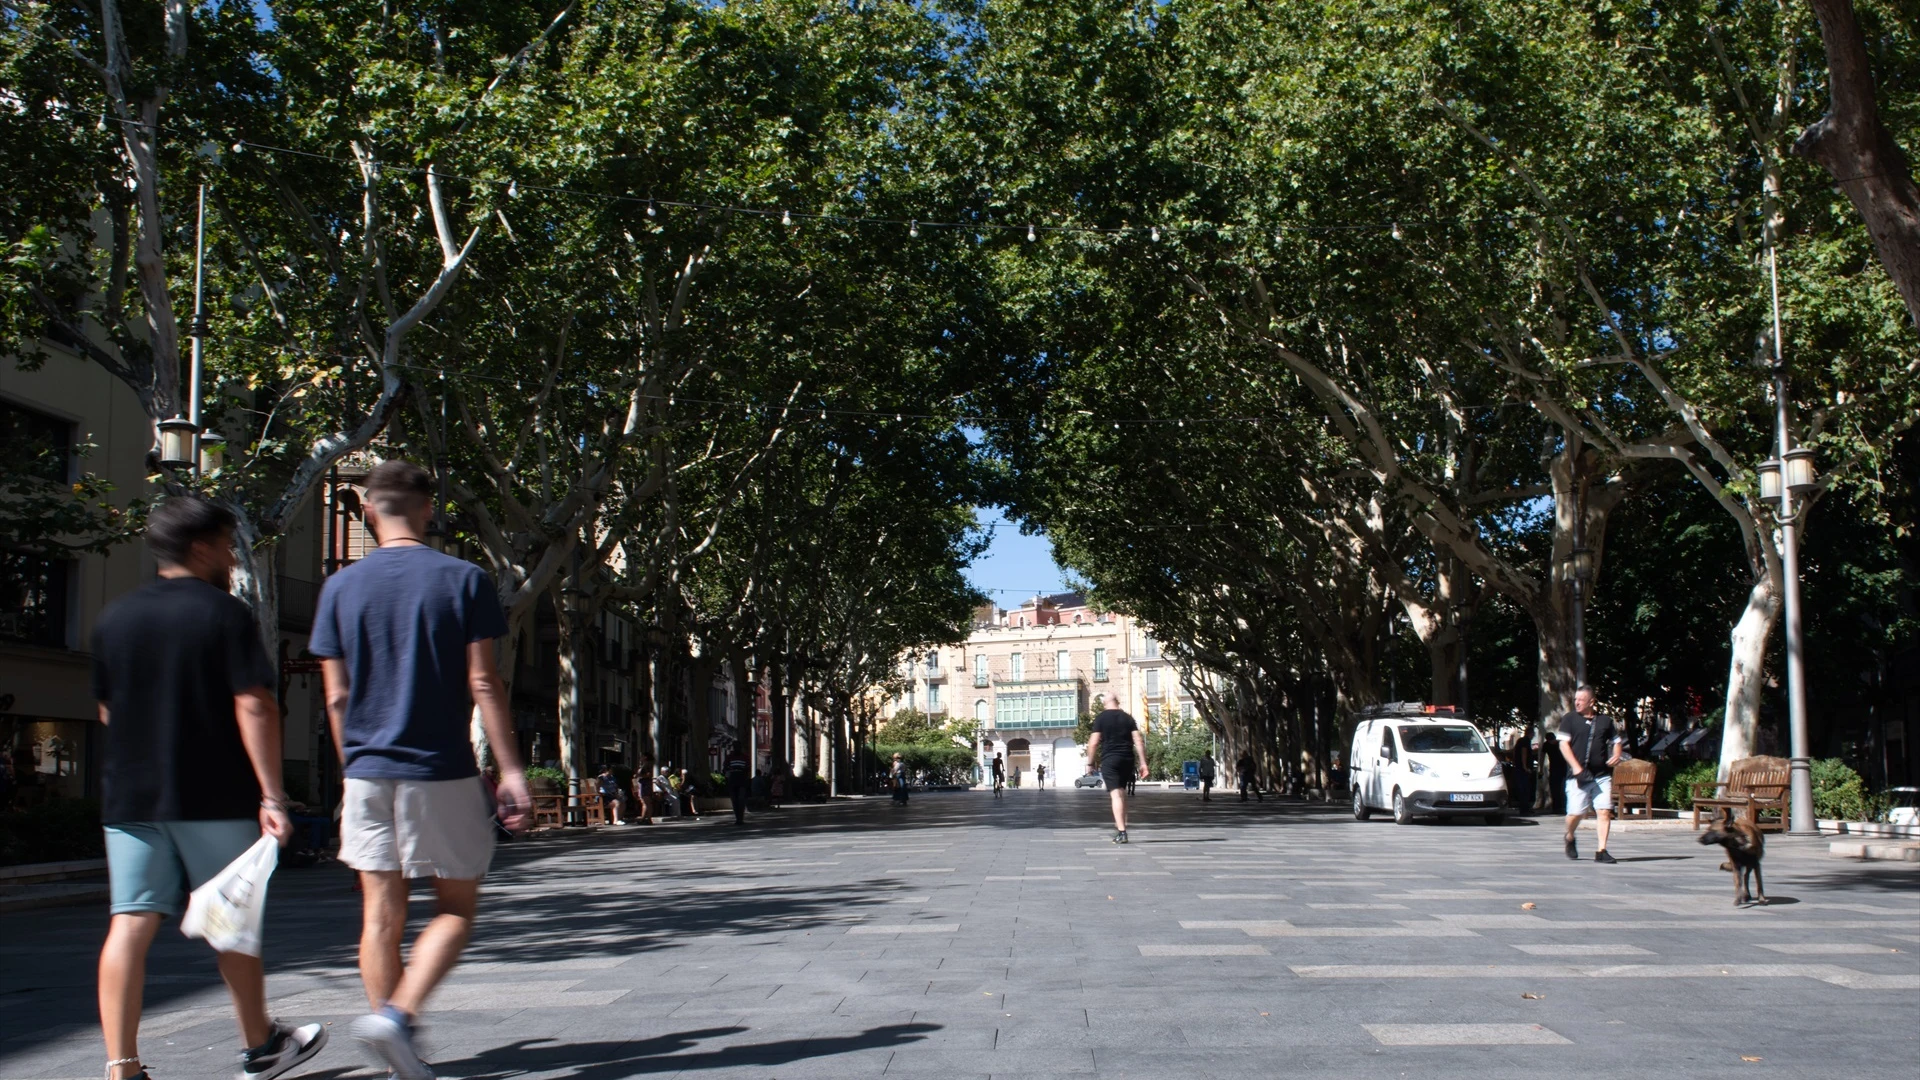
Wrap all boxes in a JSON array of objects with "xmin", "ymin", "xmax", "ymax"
[
  {"xmin": 0, "ymin": 798, "xmax": 103, "ymax": 866},
  {"xmin": 1664, "ymin": 761, "xmax": 1719, "ymax": 810},
  {"xmin": 1811, "ymin": 758, "xmax": 1872, "ymax": 821},
  {"xmin": 875, "ymin": 743, "xmax": 976, "ymax": 785}
]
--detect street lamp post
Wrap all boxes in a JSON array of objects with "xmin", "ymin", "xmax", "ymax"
[{"xmin": 1760, "ymin": 238, "xmax": 1819, "ymax": 836}]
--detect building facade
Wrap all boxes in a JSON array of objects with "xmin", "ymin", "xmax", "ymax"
[{"xmin": 887, "ymin": 592, "xmax": 1199, "ymax": 784}]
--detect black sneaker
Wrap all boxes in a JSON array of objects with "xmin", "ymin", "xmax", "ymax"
[
  {"xmin": 240, "ymin": 1020, "xmax": 328, "ymax": 1080},
  {"xmin": 1118, "ymin": 830, "xmax": 1128, "ymax": 844},
  {"xmin": 1564, "ymin": 837, "xmax": 1579, "ymax": 860},
  {"xmin": 1112, "ymin": 831, "xmax": 1124, "ymax": 845},
  {"xmin": 1594, "ymin": 849, "xmax": 1617, "ymax": 865}
]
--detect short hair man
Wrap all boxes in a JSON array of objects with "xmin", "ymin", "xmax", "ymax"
[
  {"xmin": 1198, "ymin": 751, "xmax": 1217, "ymax": 802},
  {"xmin": 92, "ymin": 497, "xmax": 327, "ymax": 1080},
  {"xmin": 1558, "ymin": 686, "xmax": 1623, "ymax": 864},
  {"xmin": 1086, "ymin": 701, "xmax": 1149, "ymax": 843},
  {"xmin": 990, "ymin": 752, "xmax": 1005, "ymax": 796},
  {"xmin": 312, "ymin": 460, "xmax": 530, "ymax": 1080}
]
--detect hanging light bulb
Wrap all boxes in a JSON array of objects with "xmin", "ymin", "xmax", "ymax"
[
  {"xmin": 1178, "ymin": 419, "xmax": 1185, "ymax": 428},
  {"xmin": 507, "ymin": 180, "xmax": 519, "ymax": 199},
  {"xmin": 819, "ymin": 408, "xmax": 828, "ymax": 420},
  {"xmin": 646, "ymin": 200, "xmax": 657, "ymax": 218},
  {"xmin": 1391, "ymin": 221, "xmax": 1403, "ymax": 241},
  {"xmin": 1150, "ymin": 226, "xmax": 1160, "ymax": 242},
  {"xmin": 782, "ymin": 209, "xmax": 792, "ymax": 227},
  {"xmin": 1027, "ymin": 224, "xmax": 1036, "ymax": 242},
  {"xmin": 909, "ymin": 219, "xmax": 919, "ymax": 238},
  {"xmin": 896, "ymin": 413, "xmax": 904, "ymax": 422}
]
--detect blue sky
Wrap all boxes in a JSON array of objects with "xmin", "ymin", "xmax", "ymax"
[{"xmin": 965, "ymin": 508, "xmax": 1072, "ymax": 603}]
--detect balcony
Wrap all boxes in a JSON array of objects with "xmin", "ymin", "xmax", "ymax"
[
  {"xmin": 974, "ymin": 674, "xmax": 990, "ymax": 687},
  {"xmin": 1092, "ymin": 669, "xmax": 1109, "ymax": 682},
  {"xmin": 924, "ymin": 667, "xmax": 947, "ymax": 683}
]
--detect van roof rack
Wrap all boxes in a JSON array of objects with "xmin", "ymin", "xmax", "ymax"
[{"xmin": 1354, "ymin": 701, "xmax": 1466, "ymax": 720}]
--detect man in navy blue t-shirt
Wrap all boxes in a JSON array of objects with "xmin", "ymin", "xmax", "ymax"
[{"xmin": 312, "ymin": 460, "xmax": 528, "ymax": 1080}]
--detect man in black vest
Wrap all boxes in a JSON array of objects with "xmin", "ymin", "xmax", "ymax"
[{"xmin": 1558, "ymin": 685, "xmax": 1624, "ymax": 864}]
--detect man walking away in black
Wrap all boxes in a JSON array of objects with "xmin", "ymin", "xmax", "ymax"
[
  {"xmin": 1198, "ymin": 752, "xmax": 1216, "ymax": 801},
  {"xmin": 93, "ymin": 497, "xmax": 327, "ymax": 1080},
  {"xmin": 1236, "ymin": 752, "xmax": 1262, "ymax": 802},
  {"xmin": 1558, "ymin": 685, "xmax": 1624, "ymax": 863},
  {"xmin": 724, "ymin": 743, "xmax": 750, "ymax": 824},
  {"xmin": 990, "ymin": 753, "xmax": 1005, "ymax": 796},
  {"xmin": 1086, "ymin": 704, "xmax": 1149, "ymax": 843}
]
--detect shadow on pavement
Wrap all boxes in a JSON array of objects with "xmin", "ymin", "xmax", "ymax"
[{"xmin": 444, "ymin": 1023, "xmax": 939, "ymax": 1079}]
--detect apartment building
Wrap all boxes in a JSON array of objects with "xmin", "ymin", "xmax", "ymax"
[{"xmin": 887, "ymin": 592, "xmax": 1198, "ymax": 783}]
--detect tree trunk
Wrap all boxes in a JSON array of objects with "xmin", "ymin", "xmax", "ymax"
[
  {"xmin": 1717, "ymin": 571, "xmax": 1781, "ymax": 777},
  {"xmin": 1795, "ymin": 0, "xmax": 1920, "ymax": 329},
  {"xmin": 555, "ymin": 589, "xmax": 585, "ymax": 809},
  {"xmin": 227, "ymin": 516, "xmax": 280, "ymax": 664}
]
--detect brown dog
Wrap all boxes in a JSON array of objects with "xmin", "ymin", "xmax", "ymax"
[{"xmin": 1698, "ymin": 808, "xmax": 1766, "ymax": 906}]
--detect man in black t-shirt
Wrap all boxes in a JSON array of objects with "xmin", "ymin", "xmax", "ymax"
[
  {"xmin": 1086, "ymin": 704, "xmax": 1149, "ymax": 843},
  {"xmin": 92, "ymin": 497, "xmax": 326, "ymax": 1080},
  {"xmin": 990, "ymin": 753, "xmax": 1005, "ymax": 796},
  {"xmin": 724, "ymin": 744, "xmax": 751, "ymax": 824},
  {"xmin": 1557, "ymin": 685, "xmax": 1624, "ymax": 864}
]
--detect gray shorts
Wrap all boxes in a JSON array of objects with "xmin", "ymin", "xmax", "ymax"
[
  {"xmin": 1566, "ymin": 774, "xmax": 1613, "ymax": 815},
  {"xmin": 340, "ymin": 776, "xmax": 495, "ymax": 880}
]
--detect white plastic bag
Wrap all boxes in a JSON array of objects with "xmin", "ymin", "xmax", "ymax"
[{"xmin": 180, "ymin": 835, "xmax": 278, "ymax": 956}]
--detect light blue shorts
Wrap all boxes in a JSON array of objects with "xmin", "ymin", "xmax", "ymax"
[{"xmin": 104, "ymin": 820, "xmax": 261, "ymax": 917}]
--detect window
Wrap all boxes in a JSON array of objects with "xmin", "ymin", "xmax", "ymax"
[
  {"xmin": 994, "ymin": 690, "xmax": 1076, "ymax": 728},
  {"xmin": 1145, "ymin": 669, "xmax": 1161, "ymax": 696},
  {"xmin": 1093, "ymin": 647, "xmax": 1107, "ymax": 680},
  {"xmin": 926, "ymin": 651, "xmax": 940, "ymax": 671},
  {"xmin": 1056, "ymin": 649, "xmax": 1071, "ymax": 679},
  {"xmin": 0, "ymin": 399, "xmax": 73, "ymax": 484},
  {"xmin": 974, "ymin": 699, "xmax": 989, "ymax": 721},
  {"xmin": 927, "ymin": 684, "xmax": 942, "ymax": 711},
  {"xmin": 1180, "ymin": 702, "xmax": 1196, "ymax": 720},
  {"xmin": 1010, "ymin": 653, "xmax": 1024, "ymax": 681},
  {"xmin": 974, "ymin": 653, "xmax": 988, "ymax": 686},
  {"xmin": 1143, "ymin": 636, "xmax": 1161, "ymax": 659},
  {"xmin": 1396, "ymin": 725, "xmax": 1488, "ymax": 753},
  {"xmin": 0, "ymin": 550, "xmax": 70, "ymax": 648}
]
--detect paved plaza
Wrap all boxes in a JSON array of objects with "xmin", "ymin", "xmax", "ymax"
[{"xmin": 2, "ymin": 790, "xmax": 1916, "ymax": 1079}]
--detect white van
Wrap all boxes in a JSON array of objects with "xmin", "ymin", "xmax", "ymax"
[{"xmin": 1350, "ymin": 707, "xmax": 1508, "ymax": 825}]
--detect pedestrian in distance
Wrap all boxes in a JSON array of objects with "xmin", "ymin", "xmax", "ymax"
[
  {"xmin": 91, "ymin": 496, "xmax": 328, "ymax": 1080},
  {"xmin": 1086, "ymin": 703, "xmax": 1149, "ymax": 843},
  {"xmin": 724, "ymin": 743, "xmax": 750, "ymax": 824},
  {"xmin": 990, "ymin": 753, "xmax": 1005, "ymax": 797},
  {"xmin": 1036, "ymin": 763, "xmax": 1047, "ymax": 788},
  {"xmin": 597, "ymin": 764, "xmax": 625, "ymax": 825},
  {"xmin": 1558, "ymin": 685, "xmax": 1624, "ymax": 864},
  {"xmin": 312, "ymin": 460, "xmax": 531, "ymax": 1080},
  {"xmin": 1198, "ymin": 752, "xmax": 1216, "ymax": 801},
  {"xmin": 891, "ymin": 753, "xmax": 910, "ymax": 804},
  {"xmin": 1236, "ymin": 751, "xmax": 1262, "ymax": 802},
  {"xmin": 679, "ymin": 767, "xmax": 700, "ymax": 818}
]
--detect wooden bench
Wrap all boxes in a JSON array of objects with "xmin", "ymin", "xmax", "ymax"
[
  {"xmin": 1691, "ymin": 755, "xmax": 1790, "ymax": 833},
  {"xmin": 531, "ymin": 794, "xmax": 566, "ymax": 829},
  {"xmin": 1611, "ymin": 758, "xmax": 1656, "ymax": 818}
]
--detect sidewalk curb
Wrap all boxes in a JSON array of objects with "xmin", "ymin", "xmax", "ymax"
[
  {"xmin": 1829, "ymin": 839, "xmax": 1920, "ymax": 862},
  {"xmin": 0, "ymin": 882, "xmax": 109, "ymax": 914}
]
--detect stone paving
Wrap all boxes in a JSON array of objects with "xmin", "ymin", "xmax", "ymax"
[{"xmin": 1, "ymin": 789, "xmax": 1916, "ymax": 1079}]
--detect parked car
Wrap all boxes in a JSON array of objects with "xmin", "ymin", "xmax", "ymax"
[
  {"xmin": 1349, "ymin": 705, "xmax": 1508, "ymax": 825},
  {"xmin": 1074, "ymin": 770, "xmax": 1105, "ymax": 788}
]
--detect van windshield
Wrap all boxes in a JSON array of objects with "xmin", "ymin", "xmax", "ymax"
[{"xmin": 1397, "ymin": 725, "xmax": 1487, "ymax": 754}]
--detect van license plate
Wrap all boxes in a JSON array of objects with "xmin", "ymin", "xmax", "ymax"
[{"xmin": 1448, "ymin": 794, "xmax": 1484, "ymax": 802}]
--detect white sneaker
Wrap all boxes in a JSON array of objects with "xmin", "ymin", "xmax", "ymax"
[
  {"xmin": 238, "ymin": 1020, "xmax": 327, "ymax": 1080},
  {"xmin": 350, "ymin": 1010, "xmax": 434, "ymax": 1080}
]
